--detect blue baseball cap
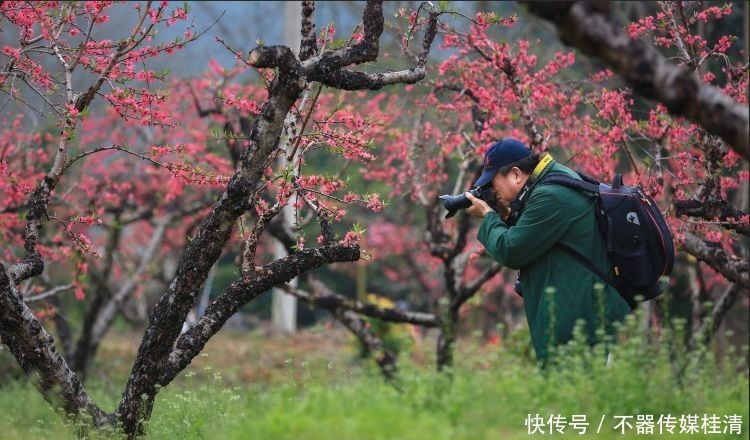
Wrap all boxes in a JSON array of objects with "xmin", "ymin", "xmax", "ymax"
[{"xmin": 474, "ymin": 138, "xmax": 531, "ymax": 187}]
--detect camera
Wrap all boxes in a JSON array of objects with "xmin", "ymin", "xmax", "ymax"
[{"xmin": 439, "ymin": 185, "xmax": 496, "ymax": 218}]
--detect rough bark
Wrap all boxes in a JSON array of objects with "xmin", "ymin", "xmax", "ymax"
[
  {"xmin": 117, "ymin": 66, "xmax": 305, "ymax": 435},
  {"xmin": 157, "ymin": 244, "xmax": 360, "ymax": 386},
  {"xmin": 526, "ymin": 1, "xmax": 749, "ymax": 160},
  {"xmin": 681, "ymin": 231, "xmax": 749, "ymax": 288},
  {"xmin": 0, "ymin": 8, "xmax": 167, "ymax": 429},
  {"xmin": 299, "ymin": 1, "xmax": 317, "ymax": 61},
  {"xmin": 285, "ymin": 277, "xmax": 439, "ymax": 327},
  {"xmin": 0, "ymin": 1, "xmax": 445, "ymax": 437},
  {"xmin": 299, "ymin": 1, "xmax": 383, "ymax": 72},
  {"xmin": 308, "ymin": 67, "xmax": 427, "ymax": 91},
  {"xmin": 0, "ymin": 265, "xmax": 113, "ymax": 427}
]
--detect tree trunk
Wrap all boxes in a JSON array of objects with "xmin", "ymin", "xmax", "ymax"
[
  {"xmin": 0, "ymin": 2, "xmax": 444, "ymax": 438},
  {"xmin": 117, "ymin": 89, "xmax": 305, "ymax": 436},
  {"xmin": 49, "ymin": 295, "xmax": 73, "ymax": 359},
  {"xmin": 70, "ymin": 282, "xmax": 110, "ymax": 380},
  {"xmin": 0, "ymin": 265, "xmax": 113, "ymax": 427},
  {"xmin": 436, "ymin": 305, "xmax": 458, "ymax": 372},
  {"xmin": 271, "ymin": 0, "xmax": 303, "ymax": 334}
]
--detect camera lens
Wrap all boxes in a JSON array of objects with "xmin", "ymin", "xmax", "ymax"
[{"xmin": 439, "ymin": 193, "xmax": 472, "ymax": 218}]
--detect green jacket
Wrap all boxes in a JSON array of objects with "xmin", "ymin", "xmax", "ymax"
[{"xmin": 477, "ymin": 161, "xmax": 631, "ymax": 361}]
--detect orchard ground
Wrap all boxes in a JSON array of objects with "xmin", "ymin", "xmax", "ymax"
[{"xmin": 0, "ymin": 312, "xmax": 747, "ymax": 440}]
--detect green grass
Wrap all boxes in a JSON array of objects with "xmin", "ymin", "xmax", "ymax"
[{"xmin": 0, "ymin": 314, "xmax": 747, "ymax": 440}]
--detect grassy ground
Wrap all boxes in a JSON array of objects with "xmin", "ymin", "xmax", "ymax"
[{"xmin": 0, "ymin": 314, "xmax": 748, "ymax": 439}]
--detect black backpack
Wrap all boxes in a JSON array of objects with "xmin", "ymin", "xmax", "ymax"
[{"xmin": 538, "ymin": 172, "xmax": 675, "ymax": 308}]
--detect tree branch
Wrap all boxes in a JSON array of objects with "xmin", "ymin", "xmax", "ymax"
[
  {"xmin": 500, "ymin": 57, "xmax": 546, "ymax": 150},
  {"xmin": 299, "ymin": 0, "xmax": 384, "ymax": 72},
  {"xmin": 681, "ymin": 231, "xmax": 749, "ymax": 288},
  {"xmin": 119, "ymin": 38, "xmax": 307, "ymax": 435},
  {"xmin": 286, "ymin": 275, "xmax": 400, "ymax": 381},
  {"xmin": 309, "ymin": 67, "xmax": 427, "ymax": 91},
  {"xmin": 673, "ymin": 199, "xmax": 749, "ymax": 236},
  {"xmin": 23, "ymin": 283, "xmax": 74, "ymax": 303},
  {"xmin": 241, "ymin": 203, "xmax": 283, "ymax": 275},
  {"xmin": 334, "ymin": 307, "xmax": 398, "ymax": 381},
  {"xmin": 457, "ymin": 262, "xmax": 504, "ymax": 306},
  {"xmin": 247, "ymin": 45, "xmax": 301, "ymax": 71},
  {"xmin": 283, "ymin": 278, "xmax": 439, "ymax": 327},
  {"xmin": 0, "ymin": 264, "xmax": 114, "ymax": 427},
  {"xmin": 157, "ymin": 243, "xmax": 360, "ymax": 386},
  {"xmin": 526, "ymin": 1, "xmax": 749, "ymax": 159},
  {"xmin": 418, "ymin": 8, "xmax": 440, "ymax": 67}
]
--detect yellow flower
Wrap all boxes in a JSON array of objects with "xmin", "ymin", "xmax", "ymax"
[{"xmin": 366, "ymin": 293, "xmax": 395, "ymax": 309}]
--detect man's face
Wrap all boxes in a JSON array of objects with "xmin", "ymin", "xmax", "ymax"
[{"xmin": 490, "ymin": 167, "xmax": 528, "ymax": 206}]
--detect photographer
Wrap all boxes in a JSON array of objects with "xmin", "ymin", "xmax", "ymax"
[{"xmin": 464, "ymin": 138, "xmax": 631, "ymax": 363}]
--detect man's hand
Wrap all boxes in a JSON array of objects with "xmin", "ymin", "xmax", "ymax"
[
  {"xmin": 465, "ymin": 192, "xmax": 494, "ymax": 218},
  {"xmin": 465, "ymin": 192, "xmax": 511, "ymax": 220}
]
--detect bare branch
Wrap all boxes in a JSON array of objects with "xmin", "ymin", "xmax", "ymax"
[
  {"xmin": 158, "ymin": 243, "xmax": 361, "ymax": 386},
  {"xmin": 681, "ymin": 231, "xmax": 749, "ymax": 288},
  {"xmin": 282, "ymin": 278, "xmax": 439, "ymax": 327},
  {"xmin": 300, "ymin": 0, "xmax": 384, "ymax": 72},
  {"xmin": 0, "ymin": 264, "xmax": 114, "ymax": 427},
  {"xmin": 288, "ymin": 84, "xmax": 323, "ymax": 162},
  {"xmin": 418, "ymin": 8, "xmax": 440, "ymax": 67},
  {"xmin": 241, "ymin": 203, "xmax": 283, "ymax": 275},
  {"xmin": 7, "ymin": 258, "xmax": 45, "ymax": 285},
  {"xmin": 458, "ymin": 262, "xmax": 504, "ymax": 305},
  {"xmin": 64, "ymin": 145, "xmax": 165, "ymax": 173},
  {"xmin": 24, "ymin": 284, "xmax": 74, "ymax": 303},
  {"xmin": 90, "ymin": 215, "xmax": 171, "ymax": 342},
  {"xmin": 301, "ymin": 0, "xmax": 440, "ymax": 91},
  {"xmin": 334, "ymin": 307, "xmax": 398, "ymax": 381},
  {"xmin": 286, "ymin": 273, "xmax": 399, "ymax": 381},
  {"xmin": 309, "ymin": 66, "xmax": 426, "ymax": 91}
]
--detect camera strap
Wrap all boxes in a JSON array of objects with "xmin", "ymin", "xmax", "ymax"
[{"xmin": 508, "ymin": 153, "xmax": 554, "ymax": 221}]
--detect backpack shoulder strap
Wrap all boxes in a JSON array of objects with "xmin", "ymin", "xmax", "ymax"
[
  {"xmin": 555, "ymin": 243, "xmax": 637, "ymax": 309},
  {"xmin": 537, "ymin": 173, "xmax": 600, "ymax": 195}
]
